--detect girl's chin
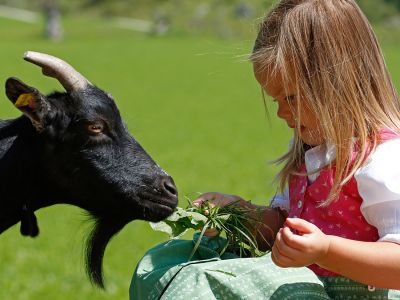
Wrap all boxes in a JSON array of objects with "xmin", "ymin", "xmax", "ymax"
[
  {"xmin": 295, "ymin": 126, "xmax": 306, "ymax": 136},
  {"xmin": 299, "ymin": 128, "xmax": 324, "ymax": 146}
]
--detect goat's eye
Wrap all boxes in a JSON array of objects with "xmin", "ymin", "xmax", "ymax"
[{"xmin": 87, "ymin": 123, "xmax": 104, "ymax": 134}]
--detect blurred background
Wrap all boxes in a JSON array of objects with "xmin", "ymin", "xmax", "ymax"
[{"xmin": 0, "ymin": 0, "xmax": 398, "ymax": 299}]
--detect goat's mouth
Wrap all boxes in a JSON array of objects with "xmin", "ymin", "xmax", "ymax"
[
  {"xmin": 138, "ymin": 195, "xmax": 177, "ymax": 222},
  {"xmin": 82, "ymin": 187, "xmax": 177, "ymax": 289},
  {"xmin": 85, "ymin": 194, "xmax": 177, "ymax": 289}
]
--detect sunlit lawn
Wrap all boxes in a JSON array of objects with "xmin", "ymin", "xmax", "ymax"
[{"xmin": 0, "ymin": 16, "xmax": 398, "ymax": 300}]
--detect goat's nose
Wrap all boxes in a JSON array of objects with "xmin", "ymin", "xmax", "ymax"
[{"xmin": 161, "ymin": 176, "xmax": 178, "ymax": 198}]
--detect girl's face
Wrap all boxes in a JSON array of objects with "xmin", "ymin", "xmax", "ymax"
[{"xmin": 254, "ymin": 67, "xmax": 324, "ymax": 146}]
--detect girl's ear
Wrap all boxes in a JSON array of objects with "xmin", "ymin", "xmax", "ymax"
[{"xmin": 5, "ymin": 77, "xmax": 51, "ymax": 131}]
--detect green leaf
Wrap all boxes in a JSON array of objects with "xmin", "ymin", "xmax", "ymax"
[
  {"xmin": 150, "ymin": 208, "xmax": 208, "ymax": 238},
  {"xmin": 217, "ymin": 214, "xmax": 230, "ymax": 221},
  {"xmin": 188, "ymin": 221, "xmax": 210, "ymax": 261},
  {"xmin": 150, "ymin": 220, "xmax": 175, "ymax": 236},
  {"xmin": 165, "ymin": 207, "xmax": 192, "ymax": 221},
  {"xmin": 186, "ymin": 211, "xmax": 208, "ymax": 224}
]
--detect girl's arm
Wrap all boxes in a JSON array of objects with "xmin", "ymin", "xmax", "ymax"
[
  {"xmin": 272, "ymin": 218, "xmax": 400, "ymax": 289},
  {"xmin": 251, "ymin": 206, "xmax": 287, "ymax": 251},
  {"xmin": 318, "ymin": 235, "xmax": 400, "ymax": 289}
]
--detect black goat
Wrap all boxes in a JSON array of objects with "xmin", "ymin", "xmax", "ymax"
[{"xmin": 0, "ymin": 51, "xmax": 178, "ymax": 288}]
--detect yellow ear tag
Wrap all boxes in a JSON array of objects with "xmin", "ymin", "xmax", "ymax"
[{"xmin": 15, "ymin": 93, "xmax": 36, "ymax": 109}]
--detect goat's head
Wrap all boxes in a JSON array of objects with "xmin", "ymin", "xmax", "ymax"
[{"xmin": 4, "ymin": 51, "xmax": 178, "ymax": 288}]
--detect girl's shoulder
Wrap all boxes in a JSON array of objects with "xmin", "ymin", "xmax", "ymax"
[
  {"xmin": 363, "ymin": 137, "xmax": 400, "ymax": 167},
  {"xmin": 355, "ymin": 137, "xmax": 400, "ymax": 207}
]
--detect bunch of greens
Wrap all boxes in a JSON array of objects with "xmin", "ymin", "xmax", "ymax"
[{"xmin": 150, "ymin": 200, "xmax": 271, "ymax": 260}]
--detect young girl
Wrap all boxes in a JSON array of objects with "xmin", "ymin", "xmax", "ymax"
[
  {"xmin": 198, "ymin": 0, "xmax": 400, "ymax": 292},
  {"xmin": 131, "ymin": 1, "xmax": 400, "ymax": 298}
]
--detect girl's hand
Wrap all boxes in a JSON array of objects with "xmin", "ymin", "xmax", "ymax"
[
  {"xmin": 271, "ymin": 218, "xmax": 331, "ymax": 268},
  {"xmin": 193, "ymin": 192, "xmax": 252, "ymax": 237},
  {"xmin": 193, "ymin": 192, "xmax": 249, "ymax": 208}
]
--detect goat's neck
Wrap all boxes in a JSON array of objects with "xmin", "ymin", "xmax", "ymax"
[{"xmin": 0, "ymin": 117, "xmax": 65, "ymax": 235}]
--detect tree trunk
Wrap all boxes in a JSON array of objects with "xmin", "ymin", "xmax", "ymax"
[{"xmin": 42, "ymin": 0, "xmax": 63, "ymax": 41}]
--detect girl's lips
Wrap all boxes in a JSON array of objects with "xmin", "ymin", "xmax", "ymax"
[
  {"xmin": 288, "ymin": 123, "xmax": 304, "ymax": 131},
  {"xmin": 289, "ymin": 124, "xmax": 306, "ymax": 132}
]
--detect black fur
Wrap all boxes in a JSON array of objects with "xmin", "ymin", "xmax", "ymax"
[{"xmin": 0, "ymin": 77, "xmax": 178, "ymax": 288}]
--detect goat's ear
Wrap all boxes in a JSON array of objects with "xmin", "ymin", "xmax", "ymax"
[{"xmin": 5, "ymin": 77, "xmax": 50, "ymax": 131}]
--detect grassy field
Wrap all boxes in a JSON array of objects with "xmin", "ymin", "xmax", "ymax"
[{"xmin": 0, "ymin": 16, "xmax": 399, "ymax": 300}]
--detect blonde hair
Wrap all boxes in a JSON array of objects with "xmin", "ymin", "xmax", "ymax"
[{"xmin": 251, "ymin": 0, "xmax": 400, "ymax": 205}]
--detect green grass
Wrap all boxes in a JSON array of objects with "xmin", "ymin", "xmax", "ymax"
[{"xmin": 0, "ymin": 16, "xmax": 399, "ymax": 300}]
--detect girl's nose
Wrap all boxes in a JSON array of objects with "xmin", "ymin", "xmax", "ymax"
[{"xmin": 276, "ymin": 102, "xmax": 291, "ymax": 120}]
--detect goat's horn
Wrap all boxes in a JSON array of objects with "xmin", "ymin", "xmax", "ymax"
[{"xmin": 23, "ymin": 51, "xmax": 91, "ymax": 92}]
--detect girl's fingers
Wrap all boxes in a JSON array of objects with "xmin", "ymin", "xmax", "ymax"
[
  {"xmin": 204, "ymin": 228, "xmax": 219, "ymax": 237},
  {"xmin": 275, "ymin": 228, "xmax": 303, "ymax": 258},
  {"xmin": 193, "ymin": 192, "xmax": 244, "ymax": 208},
  {"xmin": 279, "ymin": 226, "xmax": 307, "ymax": 250},
  {"xmin": 271, "ymin": 244, "xmax": 295, "ymax": 267},
  {"xmin": 192, "ymin": 199, "xmax": 205, "ymax": 206},
  {"xmin": 192, "ymin": 192, "xmax": 220, "ymax": 206},
  {"xmin": 285, "ymin": 218, "xmax": 317, "ymax": 234}
]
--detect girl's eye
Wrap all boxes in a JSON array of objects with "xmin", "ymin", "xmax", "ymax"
[
  {"xmin": 272, "ymin": 95, "xmax": 295, "ymax": 103},
  {"xmin": 285, "ymin": 95, "xmax": 295, "ymax": 102},
  {"xmin": 87, "ymin": 123, "xmax": 104, "ymax": 134}
]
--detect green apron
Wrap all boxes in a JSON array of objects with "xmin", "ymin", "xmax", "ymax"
[{"xmin": 130, "ymin": 234, "xmax": 400, "ymax": 299}]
